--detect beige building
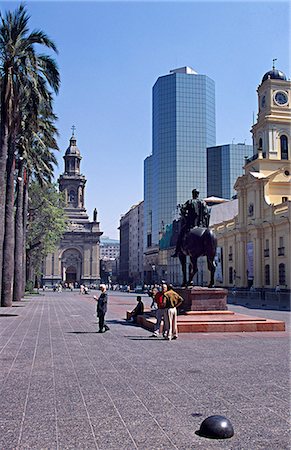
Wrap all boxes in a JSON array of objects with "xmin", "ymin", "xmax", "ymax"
[
  {"xmin": 211, "ymin": 66, "xmax": 291, "ymax": 290},
  {"xmin": 119, "ymin": 201, "xmax": 144, "ymax": 285},
  {"xmin": 42, "ymin": 134, "xmax": 102, "ymax": 286}
]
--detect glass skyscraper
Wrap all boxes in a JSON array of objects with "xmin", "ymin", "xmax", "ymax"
[
  {"xmin": 144, "ymin": 67, "xmax": 216, "ymax": 248},
  {"xmin": 207, "ymin": 143, "xmax": 254, "ymax": 199}
]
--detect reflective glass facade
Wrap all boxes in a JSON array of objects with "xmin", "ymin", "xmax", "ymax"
[
  {"xmin": 144, "ymin": 68, "xmax": 216, "ymax": 247},
  {"xmin": 207, "ymin": 144, "xmax": 254, "ymax": 199}
]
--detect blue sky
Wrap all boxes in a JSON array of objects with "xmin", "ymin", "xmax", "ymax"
[{"xmin": 2, "ymin": 1, "xmax": 290, "ymax": 238}]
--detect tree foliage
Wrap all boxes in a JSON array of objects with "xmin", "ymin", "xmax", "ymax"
[{"xmin": 26, "ymin": 182, "xmax": 67, "ymax": 276}]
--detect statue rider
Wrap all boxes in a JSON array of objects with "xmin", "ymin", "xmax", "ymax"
[{"xmin": 171, "ymin": 188, "xmax": 210, "ymax": 258}]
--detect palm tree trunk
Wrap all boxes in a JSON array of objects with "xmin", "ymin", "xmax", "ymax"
[
  {"xmin": 22, "ymin": 174, "xmax": 29, "ymax": 296},
  {"xmin": 2, "ymin": 148, "xmax": 15, "ymax": 306},
  {"xmin": 13, "ymin": 159, "xmax": 24, "ymax": 301},
  {"xmin": 0, "ymin": 122, "xmax": 8, "ymax": 306},
  {"xmin": 0, "ymin": 72, "xmax": 12, "ymax": 307}
]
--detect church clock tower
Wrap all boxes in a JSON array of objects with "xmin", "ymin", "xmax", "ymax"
[
  {"xmin": 59, "ymin": 130, "xmax": 89, "ymax": 222},
  {"xmin": 251, "ymin": 62, "xmax": 291, "ymax": 169}
]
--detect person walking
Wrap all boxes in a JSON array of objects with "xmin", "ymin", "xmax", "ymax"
[
  {"xmin": 163, "ymin": 284, "xmax": 184, "ymax": 340},
  {"xmin": 152, "ymin": 284, "xmax": 167, "ymax": 337},
  {"xmin": 94, "ymin": 284, "xmax": 110, "ymax": 333}
]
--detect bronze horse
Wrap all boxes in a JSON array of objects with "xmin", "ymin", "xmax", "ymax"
[{"xmin": 177, "ymin": 227, "xmax": 217, "ymax": 287}]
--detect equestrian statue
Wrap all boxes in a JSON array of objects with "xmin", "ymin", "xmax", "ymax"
[{"xmin": 171, "ymin": 189, "xmax": 217, "ymax": 288}]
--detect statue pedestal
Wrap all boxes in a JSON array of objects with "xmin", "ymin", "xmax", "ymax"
[
  {"xmin": 138, "ymin": 286, "xmax": 285, "ymax": 333},
  {"xmin": 175, "ymin": 286, "xmax": 228, "ymax": 311}
]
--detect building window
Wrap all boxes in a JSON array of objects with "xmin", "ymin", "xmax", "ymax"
[
  {"xmin": 265, "ymin": 265, "xmax": 270, "ymax": 285},
  {"xmin": 69, "ymin": 190, "xmax": 76, "ymax": 203},
  {"xmin": 228, "ymin": 246, "xmax": 233, "ymax": 261},
  {"xmin": 282, "ymin": 196, "xmax": 288, "ymax": 203},
  {"xmin": 147, "ymin": 233, "xmax": 152, "ymax": 248},
  {"xmin": 280, "ymin": 135, "xmax": 288, "ymax": 160},
  {"xmin": 279, "ymin": 263, "xmax": 286, "ymax": 285},
  {"xmin": 229, "ymin": 267, "xmax": 233, "ymax": 284},
  {"xmin": 264, "ymin": 239, "xmax": 269, "ymax": 257},
  {"xmin": 278, "ymin": 236, "xmax": 285, "ymax": 256},
  {"xmin": 258, "ymin": 137, "xmax": 263, "ymax": 151}
]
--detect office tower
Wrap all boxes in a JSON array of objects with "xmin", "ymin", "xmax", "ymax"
[
  {"xmin": 207, "ymin": 143, "xmax": 253, "ymax": 199},
  {"xmin": 144, "ymin": 66, "xmax": 216, "ymax": 248}
]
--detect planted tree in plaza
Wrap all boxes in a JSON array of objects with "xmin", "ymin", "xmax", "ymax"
[
  {"xmin": 0, "ymin": 4, "xmax": 60, "ymax": 306},
  {"xmin": 26, "ymin": 181, "xmax": 67, "ymax": 286}
]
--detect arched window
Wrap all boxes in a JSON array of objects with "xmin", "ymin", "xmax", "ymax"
[
  {"xmin": 229, "ymin": 267, "xmax": 233, "ymax": 284},
  {"xmin": 265, "ymin": 265, "xmax": 270, "ymax": 285},
  {"xmin": 69, "ymin": 190, "xmax": 75, "ymax": 203},
  {"xmin": 280, "ymin": 135, "xmax": 288, "ymax": 160},
  {"xmin": 258, "ymin": 138, "xmax": 263, "ymax": 151}
]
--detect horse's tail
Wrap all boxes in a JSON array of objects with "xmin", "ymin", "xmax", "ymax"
[{"xmin": 203, "ymin": 228, "xmax": 217, "ymax": 257}]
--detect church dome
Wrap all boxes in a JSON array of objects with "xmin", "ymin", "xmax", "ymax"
[
  {"xmin": 262, "ymin": 69, "xmax": 287, "ymax": 84},
  {"xmin": 65, "ymin": 135, "xmax": 81, "ymax": 157}
]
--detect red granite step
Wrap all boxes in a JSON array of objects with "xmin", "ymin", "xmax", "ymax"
[{"xmin": 137, "ymin": 311, "xmax": 285, "ymax": 333}]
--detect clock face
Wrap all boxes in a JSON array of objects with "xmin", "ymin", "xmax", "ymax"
[
  {"xmin": 274, "ymin": 91, "xmax": 288, "ymax": 105},
  {"xmin": 261, "ymin": 95, "xmax": 266, "ymax": 108}
]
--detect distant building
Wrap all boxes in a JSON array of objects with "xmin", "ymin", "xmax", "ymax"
[
  {"xmin": 42, "ymin": 133, "xmax": 102, "ymax": 286},
  {"xmin": 207, "ymin": 143, "xmax": 253, "ymax": 199},
  {"xmin": 119, "ymin": 201, "xmax": 144, "ymax": 285},
  {"xmin": 99, "ymin": 237, "xmax": 120, "ymax": 283},
  {"xmin": 100, "ymin": 237, "xmax": 120, "ymax": 260}
]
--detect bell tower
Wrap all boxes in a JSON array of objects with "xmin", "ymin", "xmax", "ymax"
[
  {"xmin": 59, "ymin": 129, "xmax": 89, "ymax": 222},
  {"xmin": 251, "ymin": 62, "xmax": 291, "ymax": 171}
]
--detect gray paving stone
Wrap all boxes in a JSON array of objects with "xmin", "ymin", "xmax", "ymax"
[{"xmin": 0, "ymin": 291, "xmax": 289, "ymax": 449}]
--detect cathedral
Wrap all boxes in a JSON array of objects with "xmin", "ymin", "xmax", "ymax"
[{"xmin": 42, "ymin": 132, "xmax": 102, "ymax": 286}]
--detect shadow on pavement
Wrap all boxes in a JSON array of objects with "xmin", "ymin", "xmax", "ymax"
[
  {"xmin": 0, "ymin": 314, "xmax": 18, "ymax": 317},
  {"xmin": 106, "ymin": 319, "xmax": 140, "ymax": 327},
  {"xmin": 126, "ymin": 336, "xmax": 166, "ymax": 341},
  {"xmin": 66, "ymin": 331, "xmax": 98, "ymax": 334}
]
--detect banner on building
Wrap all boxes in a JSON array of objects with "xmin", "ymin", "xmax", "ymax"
[
  {"xmin": 215, "ymin": 246, "xmax": 223, "ymax": 283},
  {"xmin": 246, "ymin": 241, "xmax": 254, "ymax": 279}
]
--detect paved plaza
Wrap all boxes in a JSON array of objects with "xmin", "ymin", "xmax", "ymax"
[{"xmin": 0, "ymin": 290, "xmax": 290, "ymax": 449}]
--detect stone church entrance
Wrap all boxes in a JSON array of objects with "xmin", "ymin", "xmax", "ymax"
[
  {"xmin": 65, "ymin": 266, "xmax": 77, "ymax": 284},
  {"xmin": 61, "ymin": 249, "xmax": 82, "ymax": 284}
]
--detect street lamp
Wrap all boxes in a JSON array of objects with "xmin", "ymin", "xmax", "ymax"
[{"xmin": 151, "ymin": 264, "xmax": 156, "ymax": 285}]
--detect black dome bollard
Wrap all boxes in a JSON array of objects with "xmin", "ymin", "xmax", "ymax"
[{"xmin": 197, "ymin": 415, "xmax": 234, "ymax": 439}]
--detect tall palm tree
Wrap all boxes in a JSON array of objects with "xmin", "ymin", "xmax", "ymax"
[
  {"xmin": 0, "ymin": 4, "xmax": 60, "ymax": 306},
  {"xmin": 13, "ymin": 98, "xmax": 59, "ymax": 301}
]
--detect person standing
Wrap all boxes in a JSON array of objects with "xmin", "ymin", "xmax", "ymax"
[
  {"xmin": 152, "ymin": 284, "xmax": 167, "ymax": 337},
  {"xmin": 94, "ymin": 284, "xmax": 110, "ymax": 333},
  {"xmin": 163, "ymin": 284, "xmax": 184, "ymax": 340}
]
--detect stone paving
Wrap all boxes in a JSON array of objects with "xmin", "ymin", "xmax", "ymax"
[{"xmin": 0, "ymin": 290, "xmax": 290, "ymax": 449}]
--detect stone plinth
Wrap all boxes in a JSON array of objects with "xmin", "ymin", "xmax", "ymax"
[
  {"xmin": 175, "ymin": 287, "xmax": 228, "ymax": 311},
  {"xmin": 138, "ymin": 311, "xmax": 286, "ymax": 333}
]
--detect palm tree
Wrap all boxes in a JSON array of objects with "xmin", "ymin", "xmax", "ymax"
[
  {"xmin": 0, "ymin": 4, "xmax": 60, "ymax": 306},
  {"xmin": 13, "ymin": 98, "xmax": 59, "ymax": 301}
]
